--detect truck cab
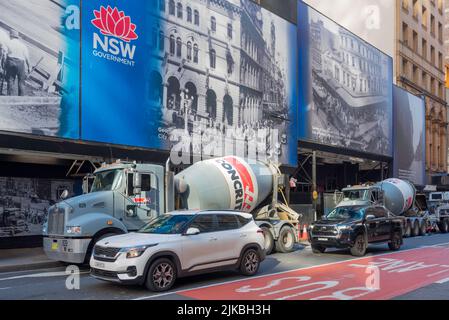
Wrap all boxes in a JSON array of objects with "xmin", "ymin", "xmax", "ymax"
[
  {"xmin": 337, "ymin": 185, "xmax": 383, "ymax": 208},
  {"xmin": 43, "ymin": 161, "xmax": 173, "ymax": 264}
]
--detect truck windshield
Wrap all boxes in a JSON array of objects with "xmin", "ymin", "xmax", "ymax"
[
  {"xmin": 138, "ymin": 215, "xmax": 193, "ymax": 235},
  {"xmin": 343, "ymin": 189, "xmax": 368, "ymax": 201},
  {"xmin": 91, "ymin": 170, "xmax": 123, "ymax": 193},
  {"xmin": 326, "ymin": 207, "xmax": 365, "ymax": 220}
]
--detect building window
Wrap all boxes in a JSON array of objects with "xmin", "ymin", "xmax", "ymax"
[
  {"xmin": 160, "ymin": 0, "xmax": 165, "ymax": 12},
  {"xmin": 169, "ymin": 35, "xmax": 175, "ymax": 55},
  {"xmin": 187, "ymin": 41, "xmax": 192, "ymax": 61},
  {"xmin": 159, "ymin": 31, "xmax": 165, "ymax": 51},
  {"xmin": 177, "ymin": 3, "xmax": 183, "ymax": 19},
  {"xmin": 210, "ymin": 49, "xmax": 216, "ymax": 68},
  {"xmin": 211, "ymin": 17, "xmax": 216, "ymax": 32},
  {"xmin": 187, "ymin": 7, "xmax": 192, "ymax": 23},
  {"xmin": 169, "ymin": 0, "xmax": 175, "ymax": 15},
  {"xmin": 193, "ymin": 44, "xmax": 199, "ymax": 63},
  {"xmin": 176, "ymin": 37, "xmax": 182, "ymax": 57},
  {"xmin": 194, "ymin": 10, "xmax": 199, "ymax": 26},
  {"xmin": 227, "ymin": 23, "xmax": 233, "ymax": 39}
]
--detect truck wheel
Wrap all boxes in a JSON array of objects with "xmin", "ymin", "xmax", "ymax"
[
  {"xmin": 350, "ymin": 234, "xmax": 367, "ymax": 257},
  {"xmin": 261, "ymin": 227, "xmax": 275, "ymax": 255},
  {"xmin": 311, "ymin": 244, "xmax": 326, "ymax": 254},
  {"xmin": 438, "ymin": 220, "xmax": 449, "ymax": 234},
  {"xmin": 419, "ymin": 221, "xmax": 427, "ymax": 236},
  {"xmin": 404, "ymin": 221, "xmax": 412, "ymax": 238},
  {"xmin": 239, "ymin": 249, "xmax": 261, "ymax": 276},
  {"xmin": 145, "ymin": 258, "xmax": 177, "ymax": 292},
  {"xmin": 388, "ymin": 231, "xmax": 402, "ymax": 251},
  {"xmin": 411, "ymin": 221, "xmax": 420, "ymax": 237},
  {"xmin": 275, "ymin": 226, "xmax": 296, "ymax": 253}
]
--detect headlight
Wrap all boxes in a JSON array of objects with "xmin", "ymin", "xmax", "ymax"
[
  {"xmin": 122, "ymin": 244, "xmax": 158, "ymax": 259},
  {"xmin": 66, "ymin": 226, "xmax": 82, "ymax": 235},
  {"xmin": 309, "ymin": 225, "xmax": 315, "ymax": 230},
  {"xmin": 337, "ymin": 225, "xmax": 351, "ymax": 232}
]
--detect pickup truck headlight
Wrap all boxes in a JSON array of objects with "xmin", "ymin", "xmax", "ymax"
[
  {"xmin": 122, "ymin": 244, "xmax": 158, "ymax": 259},
  {"xmin": 66, "ymin": 226, "xmax": 82, "ymax": 235},
  {"xmin": 337, "ymin": 225, "xmax": 351, "ymax": 232}
]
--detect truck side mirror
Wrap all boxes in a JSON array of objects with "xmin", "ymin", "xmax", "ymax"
[
  {"xmin": 133, "ymin": 173, "xmax": 142, "ymax": 195},
  {"xmin": 60, "ymin": 190, "xmax": 69, "ymax": 200}
]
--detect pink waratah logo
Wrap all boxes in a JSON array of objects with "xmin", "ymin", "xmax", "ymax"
[{"xmin": 91, "ymin": 6, "xmax": 138, "ymax": 42}]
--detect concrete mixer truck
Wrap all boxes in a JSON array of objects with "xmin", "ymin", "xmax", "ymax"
[
  {"xmin": 334, "ymin": 178, "xmax": 449, "ymax": 237},
  {"xmin": 43, "ymin": 156, "xmax": 301, "ymax": 264}
]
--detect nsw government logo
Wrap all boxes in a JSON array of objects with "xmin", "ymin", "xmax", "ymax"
[{"xmin": 91, "ymin": 6, "xmax": 138, "ymax": 67}]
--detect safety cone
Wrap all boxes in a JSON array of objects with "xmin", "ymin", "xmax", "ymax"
[{"xmin": 299, "ymin": 224, "xmax": 309, "ymax": 242}]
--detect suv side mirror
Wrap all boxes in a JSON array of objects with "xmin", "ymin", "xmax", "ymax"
[
  {"xmin": 366, "ymin": 215, "xmax": 376, "ymax": 221},
  {"xmin": 133, "ymin": 173, "xmax": 142, "ymax": 195},
  {"xmin": 185, "ymin": 227, "xmax": 200, "ymax": 236}
]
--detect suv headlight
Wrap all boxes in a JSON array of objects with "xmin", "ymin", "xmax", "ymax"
[
  {"xmin": 122, "ymin": 244, "xmax": 158, "ymax": 259},
  {"xmin": 66, "ymin": 226, "xmax": 82, "ymax": 235}
]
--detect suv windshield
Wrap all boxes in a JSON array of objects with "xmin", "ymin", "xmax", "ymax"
[
  {"xmin": 343, "ymin": 189, "xmax": 368, "ymax": 201},
  {"xmin": 138, "ymin": 215, "xmax": 193, "ymax": 235},
  {"xmin": 326, "ymin": 207, "xmax": 365, "ymax": 221},
  {"xmin": 91, "ymin": 170, "xmax": 123, "ymax": 193}
]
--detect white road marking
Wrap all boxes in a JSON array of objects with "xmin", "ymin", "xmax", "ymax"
[
  {"xmin": 0, "ymin": 271, "xmax": 89, "ymax": 282},
  {"xmin": 134, "ymin": 241, "xmax": 449, "ymax": 300},
  {"xmin": 436, "ymin": 277, "xmax": 449, "ymax": 284},
  {"xmin": 0, "ymin": 287, "xmax": 11, "ymax": 290}
]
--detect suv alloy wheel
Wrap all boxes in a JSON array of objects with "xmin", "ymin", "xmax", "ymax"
[
  {"xmin": 240, "ymin": 249, "xmax": 261, "ymax": 276},
  {"xmin": 145, "ymin": 258, "xmax": 177, "ymax": 292}
]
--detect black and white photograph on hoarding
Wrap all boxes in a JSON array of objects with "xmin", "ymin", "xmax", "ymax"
[
  {"xmin": 0, "ymin": 0, "xmax": 79, "ymax": 139},
  {"xmin": 307, "ymin": 8, "xmax": 392, "ymax": 156},
  {"xmin": 0, "ymin": 177, "xmax": 74, "ymax": 238},
  {"xmin": 151, "ymin": 0, "xmax": 297, "ymax": 164}
]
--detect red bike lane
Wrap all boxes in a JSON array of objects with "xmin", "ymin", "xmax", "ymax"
[{"xmin": 177, "ymin": 246, "xmax": 449, "ymax": 300}]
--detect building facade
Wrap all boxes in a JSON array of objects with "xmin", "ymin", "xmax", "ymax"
[{"xmin": 399, "ymin": 0, "xmax": 447, "ymax": 178}]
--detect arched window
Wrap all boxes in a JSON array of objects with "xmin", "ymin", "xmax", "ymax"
[
  {"xmin": 227, "ymin": 23, "xmax": 233, "ymax": 39},
  {"xmin": 176, "ymin": 37, "xmax": 182, "ymax": 57},
  {"xmin": 193, "ymin": 44, "xmax": 199, "ymax": 63},
  {"xmin": 169, "ymin": 35, "xmax": 175, "ymax": 55},
  {"xmin": 169, "ymin": 0, "xmax": 175, "ymax": 15},
  {"xmin": 187, "ymin": 41, "xmax": 192, "ymax": 61},
  {"xmin": 210, "ymin": 49, "xmax": 216, "ymax": 68},
  {"xmin": 211, "ymin": 16, "xmax": 216, "ymax": 32},
  {"xmin": 177, "ymin": 3, "xmax": 183, "ymax": 19},
  {"xmin": 159, "ymin": 0, "xmax": 165, "ymax": 12},
  {"xmin": 194, "ymin": 10, "xmax": 199, "ymax": 26},
  {"xmin": 159, "ymin": 31, "xmax": 165, "ymax": 51},
  {"xmin": 187, "ymin": 7, "xmax": 192, "ymax": 23}
]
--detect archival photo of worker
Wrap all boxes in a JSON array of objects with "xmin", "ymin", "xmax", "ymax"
[
  {"xmin": 0, "ymin": 177, "xmax": 74, "ymax": 238},
  {"xmin": 0, "ymin": 0, "xmax": 80, "ymax": 139},
  {"xmin": 298, "ymin": 3, "xmax": 393, "ymax": 157}
]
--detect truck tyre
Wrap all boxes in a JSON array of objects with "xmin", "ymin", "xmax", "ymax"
[
  {"xmin": 261, "ymin": 227, "xmax": 275, "ymax": 255},
  {"xmin": 350, "ymin": 234, "xmax": 367, "ymax": 257},
  {"xmin": 84, "ymin": 233, "xmax": 118, "ymax": 264},
  {"xmin": 438, "ymin": 220, "xmax": 449, "ymax": 234},
  {"xmin": 239, "ymin": 249, "xmax": 261, "ymax": 276},
  {"xmin": 145, "ymin": 258, "xmax": 177, "ymax": 292},
  {"xmin": 311, "ymin": 244, "xmax": 326, "ymax": 254},
  {"xmin": 275, "ymin": 226, "xmax": 296, "ymax": 253},
  {"xmin": 388, "ymin": 231, "xmax": 402, "ymax": 251},
  {"xmin": 419, "ymin": 221, "xmax": 427, "ymax": 236},
  {"xmin": 411, "ymin": 221, "xmax": 420, "ymax": 237},
  {"xmin": 404, "ymin": 221, "xmax": 411, "ymax": 238}
]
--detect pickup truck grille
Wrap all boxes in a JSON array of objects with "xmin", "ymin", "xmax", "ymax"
[
  {"xmin": 94, "ymin": 246, "xmax": 121, "ymax": 258},
  {"xmin": 312, "ymin": 226, "xmax": 337, "ymax": 237},
  {"xmin": 47, "ymin": 207, "xmax": 65, "ymax": 235}
]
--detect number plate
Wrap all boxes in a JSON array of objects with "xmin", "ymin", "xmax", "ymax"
[
  {"xmin": 318, "ymin": 238, "xmax": 329, "ymax": 242},
  {"xmin": 51, "ymin": 242, "xmax": 59, "ymax": 251}
]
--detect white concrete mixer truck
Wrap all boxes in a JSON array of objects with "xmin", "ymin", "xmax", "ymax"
[
  {"xmin": 43, "ymin": 156, "xmax": 301, "ymax": 264},
  {"xmin": 336, "ymin": 178, "xmax": 449, "ymax": 237}
]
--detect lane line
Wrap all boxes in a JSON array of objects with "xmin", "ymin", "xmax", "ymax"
[
  {"xmin": 0, "ymin": 271, "xmax": 90, "ymax": 282},
  {"xmin": 436, "ymin": 277, "xmax": 449, "ymax": 284},
  {"xmin": 134, "ymin": 241, "xmax": 449, "ymax": 300},
  {"xmin": 0, "ymin": 287, "xmax": 11, "ymax": 290}
]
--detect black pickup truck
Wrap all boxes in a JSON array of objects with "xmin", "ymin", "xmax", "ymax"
[{"xmin": 308, "ymin": 205, "xmax": 404, "ymax": 256}]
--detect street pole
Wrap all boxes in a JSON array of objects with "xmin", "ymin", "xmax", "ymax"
[{"xmin": 312, "ymin": 151, "xmax": 317, "ymax": 221}]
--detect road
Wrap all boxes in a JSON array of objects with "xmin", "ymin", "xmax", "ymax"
[{"xmin": 1, "ymin": 234, "xmax": 449, "ymax": 300}]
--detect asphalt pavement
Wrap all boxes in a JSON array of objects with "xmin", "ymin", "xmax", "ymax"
[{"xmin": 1, "ymin": 234, "xmax": 449, "ymax": 300}]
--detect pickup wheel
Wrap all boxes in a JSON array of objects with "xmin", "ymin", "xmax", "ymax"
[
  {"xmin": 404, "ymin": 221, "xmax": 412, "ymax": 238},
  {"xmin": 145, "ymin": 258, "xmax": 177, "ymax": 292},
  {"xmin": 438, "ymin": 220, "xmax": 449, "ymax": 233},
  {"xmin": 311, "ymin": 244, "xmax": 326, "ymax": 254},
  {"xmin": 411, "ymin": 221, "xmax": 420, "ymax": 237},
  {"xmin": 261, "ymin": 227, "xmax": 275, "ymax": 255},
  {"xmin": 350, "ymin": 234, "xmax": 367, "ymax": 257},
  {"xmin": 239, "ymin": 249, "xmax": 261, "ymax": 276},
  {"xmin": 275, "ymin": 226, "xmax": 296, "ymax": 253},
  {"xmin": 388, "ymin": 231, "xmax": 402, "ymax": 251}
]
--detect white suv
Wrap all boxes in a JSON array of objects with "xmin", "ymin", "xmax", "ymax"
[{"xmin": 90, "ymin": 210, "xmax": 266, "ymax": 292}]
